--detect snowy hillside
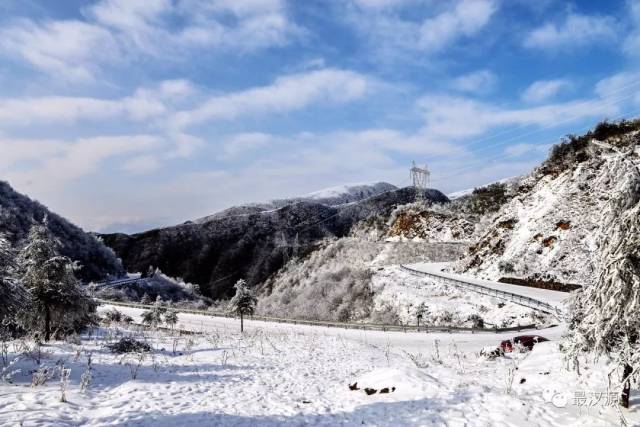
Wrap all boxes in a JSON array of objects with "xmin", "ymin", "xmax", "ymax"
[
  {"xmin": 0, "ymin": 181, "xmax": 123, "ymax": 281},
  {"xmin": 455, "ymin": 122, "xmax": 640, "ymax": 288}
]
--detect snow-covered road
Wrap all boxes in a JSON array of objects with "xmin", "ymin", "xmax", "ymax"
[
  {"xmin": 405, "ymin": 262, "xmax": 570, "ymax": 309},
  {"xmin": 100, "ymin": 304, "xmax": 564, "ymax": 354}
]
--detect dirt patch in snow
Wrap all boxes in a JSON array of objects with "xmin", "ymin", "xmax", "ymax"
[{"xmin": 497, "ymin": 277, "xmax": 581, "ymax": 292}]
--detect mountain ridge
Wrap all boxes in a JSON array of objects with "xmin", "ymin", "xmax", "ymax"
[
  {"xmin": 101, "ymin": 186, "xmax": 448, "ymax": 299},
  {"xmin": 0, "ymin": 181, "xmax": 124, "ymax": 281}
]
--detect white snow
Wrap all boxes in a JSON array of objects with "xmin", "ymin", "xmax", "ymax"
[
  {"xmin": 371, "ymin": 266, "xmax": 552, "ymax": 327},
  {"xmin": 408, "ymin": 262, "xmax": 570, "ymax": 309},
  {"xmin": 305, "ymin": 182, "xmax": 394, "ymax": 201},
  {"xmin": 1, "ymin": 306, "xmax": 637, "ymax": 426}
]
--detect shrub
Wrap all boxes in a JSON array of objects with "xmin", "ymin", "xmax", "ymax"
[
  {"xmin": 467, "ymin": 314, "xmax": 485, "ymax": 329},
  {"xmin": 498, "ymin": 261, "xmax": 515, "ymax": 273},
  {"xmin": 592, "ymin": 118, "xmax": 640, "ymax": 142},
  {"xmin": 103, "ymin": 308, "xmax": 122, "ymax": 324},
  {"xmin": 541, "ymin": 119, "xmax": 640, "ymax": 175},
  {"xmin": 106, "ymin": 337, "xmax": 152, "ymax": 354},
  {"xmin": 465, "ymin": 183, "xmax": 511, "ymax": 215}
]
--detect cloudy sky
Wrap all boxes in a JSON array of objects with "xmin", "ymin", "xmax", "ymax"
[{"xmin": 1, "ymin": 0, "xmax": 640, "ymax": 233}]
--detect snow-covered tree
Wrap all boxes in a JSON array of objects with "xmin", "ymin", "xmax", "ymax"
[
  {"xmin": 229, "ymin": 279, "xmax": 257, "ymax": 332},
  {"xmin": 415, "ymin": 302, "xmax": 428, "ymax": 330},
  {"xmin": 141, "ymin": 296, "xmax": 167, "ymax": 328},
  {"xmin": 140, "ymin": 292, "xmax": 151, "ymax": 305},
  {"xmin": 164, "ymin": 310, "xmax": 178, "ymax": 330},
  {"xmin": 0, "ymin": 236, "xmax": 26, "ymax": 328},
  {"xmin": 565, "ymin": 151, "xmax": 640, "ymax": 408},
  {"xmin": 19, "ymin": 222, "xmax": 96, "ymax": 341}
]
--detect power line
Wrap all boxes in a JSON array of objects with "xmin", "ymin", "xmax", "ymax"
[
  {"xmin": 430, "ymin": 106, "xmax": 640, "ymax": 185},
  {"xmin": 290, "ymin": 176, "xmax": 412, "ymax": 234},
  {"xmin": 454, "ymin": 77, "xmax": 640, "ymax": 152}
]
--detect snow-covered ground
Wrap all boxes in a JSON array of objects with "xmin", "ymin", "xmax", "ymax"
[
  {"xmin": 1, "ymin": 305, "xmax": 638, "ymax": 426},
  {"xmin": 371, "ymin": 266, "xmax": 552, "ymax": 328}
]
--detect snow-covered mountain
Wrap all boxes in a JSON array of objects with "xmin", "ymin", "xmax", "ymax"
[
  {"xmin": 305, "ymin": 182, "xmax": 397, "ymax": 205},
  {"xmin": 0, "ymin": 181, "xmax": 123, "ymax": 281},
  {"xmin": 194, "ymin": 182, "xmax": 397, "ymax": 223},
  {"xmin": 455, "ymin": 121, "xmax": 640, "ymax": 289},
  {"xmin": 101, "ymin": 185, "xmax": 448, "ymax": 300}
]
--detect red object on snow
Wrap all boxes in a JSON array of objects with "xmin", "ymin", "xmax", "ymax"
[{"xmin": 500, "ymin": 335, "xmax": 549, "ymax": 353}]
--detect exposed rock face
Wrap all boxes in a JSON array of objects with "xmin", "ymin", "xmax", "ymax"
[
  {"xmin": 0, "ymin": 181, "xmax": 123, "ymax": 281},
  {"xmin": 384, "ymin": 181, "xmax": 520, "ymax": 244},
  {"xmin": 387, "ymin": 206, "xmax": 477, "ymax": 242},
  {"xmin": 455, "ymin": 124, "xmax": 640, "ymax": 288},
  {"xmin": 101, "ymin": 187, "xmax": 449, "ymax": 300}
]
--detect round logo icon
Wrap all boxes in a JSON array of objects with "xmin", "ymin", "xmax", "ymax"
[{"xmin": 551, "ymin": 392, "xmax": 570, "ymax": 408}]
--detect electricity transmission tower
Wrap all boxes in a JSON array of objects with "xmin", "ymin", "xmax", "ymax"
[
  {"xmin": 274, "ymin": 231, "xmax": 300, "ymax": 263},
  {"xmin": 410, "ymin": 161, "xmax": 430, "ymax": 202}
]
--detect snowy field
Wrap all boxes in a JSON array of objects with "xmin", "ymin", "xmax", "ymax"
[
  {"xmin": 0, "ymin": 306, "xmax": 637, "ymax": 426},
  {"xmin": 371, "ymin": 266, "xmax": 553, "ymax": 328}
]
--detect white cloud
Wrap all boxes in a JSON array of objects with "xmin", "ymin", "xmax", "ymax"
[
  {"xmin": 87, "ymin": 0, "xmax": 170, "ymax": 32},
  {"xmin": 594, "ymin": 71, "xmax": 640, "ymax": 105},
  {"xmin": 351, "ymin": 0, "xmax": 418, "ymax": 10},
  {"xmin": 0, "ymin": 0, "xmax": 301, "ymax": 80},
  {"xmin": 524, "ymin": 13, "xmax": 617, "ymax": 50},
  {"xmin": 122, "ymin": 155, "xmax": 161, "ymax": 174},
  {"xmin": 521, "ymin": 79, "xmax": 571, "ymax": 103},
  {"xmin": 0, "ymin": 93, "xmax": 166, "ymax": 127},
  {"xmin": 0, "ymin": 137, "xmax": 67, "ymax": 169},
  {"xmin": 419, "ymin": 0, "xmax": 496, "ymax": 51},
  {"xmin": 164, "ymin": 133, "xmax": 205, "ymax": 159},
  {"xmin": 2, "ymin": 135, "xmax": 160, "ymax": 192},
  {"xmin": 451, "ymin": 70, "xmax": 497, "ymax": 94},
  {"xmin": 0, "ymin": 78, "xmax": 202, "ymax": 128},
  {"xmin": 417, "ymin": 94, "xmax": 619, "ymax": 141},
  {"xmin": 156, "ymin": 79, "xmax": 195, "ymax": 100},
  {"xmin": 172, "ymin": 68, "xmax": 370, "ymax": 129},
  {"xmin": 345, "ymin": 0, "xmax": 496, "ymax": 56},
  {"xmin": 223, "ymin": 132, "xmax": 276, "ymax": 158},
  {"xmin": 89, "ymin": 0, "xmax": 302, "ymax": 53},
  {"xmin": 504, "ymin": 143, "xmax": 551, "ymax": 157},
  {"xmin": 0, "ymin": 18, "xmax": 119, "ymax": 81},
  {"xmin": 624, "ymin": 0, "xmax": 640, "ymax": 56}
]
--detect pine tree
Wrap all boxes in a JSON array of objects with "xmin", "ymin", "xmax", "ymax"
[
  {"xmin": 141, "ymin": 296, "xmax": 167, "ymax": 328},
  {"xmin": 140, "ymin": 293, "xmax": 151, "ymax": 305},
  {"xmin": 0, "ymin": 236, "xmax": 26, "ymax": 327},
  {"xmin": 566, "ymin": 152, "xmax": 640, "ymax": 408},
  {"xmin": 164, "ymin": 310, "xmax": 178, "ymax": 331},
  {"xmin": 229, "ymin": 279, "xmax": 257, "ymax": 332},
  {"xmin": 19, "ymin": 222, "xmax": 96, "ymax": 341}
]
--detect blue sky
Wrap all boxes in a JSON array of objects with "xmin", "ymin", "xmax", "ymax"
[{"xmin": 1, "ymin": 0, "xmax": 639, "ymax": 233}]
